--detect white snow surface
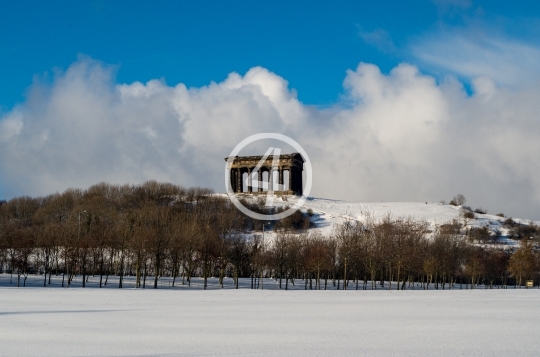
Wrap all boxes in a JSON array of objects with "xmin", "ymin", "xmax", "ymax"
[
  {"xmin": 1, "ymin": 288, "xmax": 539, "ymax": 357},
  {"xmin": 301, "ymin": 198, "xmax": 462, "ymax": 235},
  {"xmin": 234, "ymin": 195, "xmax": 538, "ymax": 243}
]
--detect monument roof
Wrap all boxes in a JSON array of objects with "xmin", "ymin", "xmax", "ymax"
[{"xmin": 224, "ymin": 152, "xmax": 305, "ymax": 162}]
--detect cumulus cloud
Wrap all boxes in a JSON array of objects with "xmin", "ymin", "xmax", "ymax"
[{"xmin": 2, "ymin": 55, "xmax": 540, "ymax": 220}]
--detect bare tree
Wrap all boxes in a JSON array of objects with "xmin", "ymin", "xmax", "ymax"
[
  {"xmin": 450, "ymin": 194, "xmax": 467, "ymax": 206},
  {"xmin": 304, "ymin": 231, "xmax": 331, "ymax": 290},
  {"xmin": 509, "ymin": 239, "xmax": 537, "ymax": 288}
]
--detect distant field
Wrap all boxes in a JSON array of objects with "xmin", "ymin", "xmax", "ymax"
[{"xmin": 1, "ymin": 286, "xmax": 539, "ymax": 357}]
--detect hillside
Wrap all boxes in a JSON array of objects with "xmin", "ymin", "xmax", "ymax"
[{"xmin": 237, "ymin": 194, "xmax": 539, "ymax": 246}]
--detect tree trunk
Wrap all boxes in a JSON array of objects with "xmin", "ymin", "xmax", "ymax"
[
  {"xmin": 203, "ymin": 263, "xmax": 208, "ymax": 290},
  {"xmin": 325, "ymin": 274, "xmax": 328, "ymax": 290},
  {"xmin": 82, "ymin": 263, "xmax": 86, "ymax": 288},
  {"xmin": 43, "ymin": 252, "xmax": 49, "ymax": 287},
  {"xmin": 119, "ymin": 255, "xmax": 125, "ymax": 289},
  {"xmin": 135, "ymin": 255, "xmax": 141, "ymax": 288},
  {"xmin": 153, "ymin": 257, "xmax": 160, "ymax": 289},
  {"xmin": 143, "ymin": 262, "xmax": 147, "ymax": 288}
]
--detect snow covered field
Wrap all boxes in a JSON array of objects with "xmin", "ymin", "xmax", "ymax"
[
  {"xmin": 0, "ymin": 274, "xmax": 523, "ymax": 291},
  {"xmin": 2, "ymin": 197, "xmax": 539, "ymax": 356},
  {"xmin": 1, "ymin": 288, "xmax": 539, "ymax": 357}
]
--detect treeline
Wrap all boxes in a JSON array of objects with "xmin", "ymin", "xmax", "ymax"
[
  {"xmin": 322, "ymin": 219, "xmax": 538, "ymax": 290},
  {"xmin": 0, "ymin": 181, "xmax": 538, "ymax": 290}
]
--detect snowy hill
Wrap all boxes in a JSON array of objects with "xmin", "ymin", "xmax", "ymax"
[
  {"xmin": 302, "ymin": 198, "xmax": 461, "ymax": 235},
  {"xmin": 233, "ymin": 194, "xmax": 539, "ymax": 246}
]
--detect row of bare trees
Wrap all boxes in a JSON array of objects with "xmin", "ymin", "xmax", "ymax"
[
  {"xmin": 0, "ymin": 181, "xmax": 243, "ymax": 288},
  {"xmin": 0, "ymin": 181, "xmax": 539, "ymax": 289},
  {"xmin": 283, "ymin": 219, "xmax": 539, "ymax": 290}
]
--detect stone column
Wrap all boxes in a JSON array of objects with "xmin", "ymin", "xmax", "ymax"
[
  {"xmin": 293, "ymin": 167, "xmax": 298, "ymax": 194},
  {"xmin": 287, "ymin": 167, "xmax": 293, "ymax": 193},
  {"xmin": 258, "ymin": 169, "xmax": 263, "ymax": 193},
  {"xmin": 237, "ymin": 168, "xmax": 243, "ymax": 193},
  {"xmin": 230, "ymin": 168, "xmax": 236, "ymax": 192},
  {"xmin": 289, "ymin": 167, "xmax": 296, "ymax": 194},
  {"xmin": 278, "ymin": 168, "xmax": 284, "ymax": 192},
  {"xmin": 247, "ymin": 167, "xmax": 252, "ymax": 193},
  {"xmin": 297, "ymin": 169, "xmax": 303, "ymax": 195},
  {"xmin": 268, "ymin": 168, "xmax": 273, "ymax": 192}
]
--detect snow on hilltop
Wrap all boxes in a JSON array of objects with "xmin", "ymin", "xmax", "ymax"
[
  {"xmin": 302, "ymin": 198, "xmax": 461, "ymax": 235},
  {"xmin": 230, "ymin": 194, "xmax": 539, "ymax": 244}
]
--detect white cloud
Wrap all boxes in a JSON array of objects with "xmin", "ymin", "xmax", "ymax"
[
  {"xmin": 359, "ymin": 28, "xmax": 399, "ymax": 54},
  {"xmin": 410, "ymin": 30, "xmax": 540, "ymax": 88},
  {"xmin": 2, "ymin": 56, "xmax": 540, "ymax": 220}
]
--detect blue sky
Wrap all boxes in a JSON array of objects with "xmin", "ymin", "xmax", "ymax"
[
  {"xmin": 2, "ymin": 0, "xmax": 537, "ymax": 109},
  {"xmin": 2, "ymin": 1, "xmax": 540, "ymax": 219}
]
